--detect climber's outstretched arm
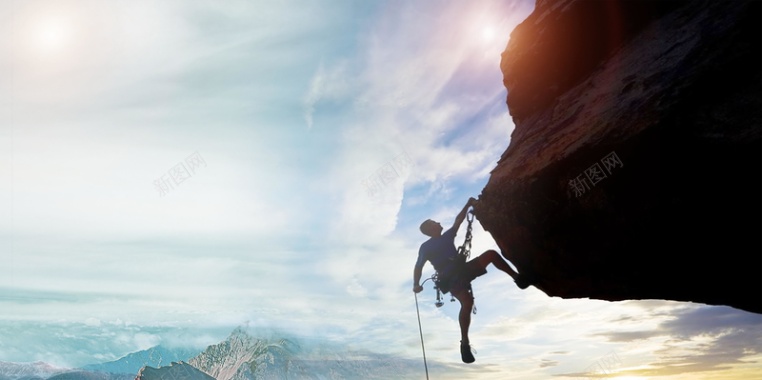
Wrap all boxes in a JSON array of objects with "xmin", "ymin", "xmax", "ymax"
[{"xmin": 451, "ymin": 197, "xmax": 476, "ymax": 233}]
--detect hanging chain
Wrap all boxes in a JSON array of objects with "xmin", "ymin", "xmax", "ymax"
[
  {"xmin": 461, "ymin": 209, "xmax": 476, "ymax": 314},
  {"xmin": 457, "ymin": 209, "xmax": 475, "ymax": 260}
]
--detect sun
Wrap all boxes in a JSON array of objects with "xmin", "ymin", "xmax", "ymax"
[
  {"xmin": 481, "ymin": 26, "xmax": 496, "ymax": 44},
  {"xmin": 34, "ymin": 17, "xmax": 72, "ymax": 54}
]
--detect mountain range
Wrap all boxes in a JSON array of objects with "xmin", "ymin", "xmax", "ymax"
[
  {"xmin": 1, "ymin": 327, "xmax": 455, "ymax": 379},
  {"xmin": 146, "ymin": 327, "xmax": 429, "ymax": 380}
]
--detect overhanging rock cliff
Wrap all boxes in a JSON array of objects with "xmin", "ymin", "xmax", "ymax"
[{"xmin": 476, "ymin": 0, "xmax": 761, "ymax": 314}]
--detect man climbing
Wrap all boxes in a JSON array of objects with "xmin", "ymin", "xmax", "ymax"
[{"xmin": 412, "ymin": 197, "xmax": 530, "ymax": 364}]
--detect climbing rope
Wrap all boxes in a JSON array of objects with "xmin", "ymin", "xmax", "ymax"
[{"xmin": 414, "ymin": 277, "xmax": 434, "ymax": 380}]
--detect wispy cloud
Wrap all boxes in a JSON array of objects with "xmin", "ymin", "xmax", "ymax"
[{"xmin": 550, "ymin": 304, "xmax": 762, "ymax": 378}]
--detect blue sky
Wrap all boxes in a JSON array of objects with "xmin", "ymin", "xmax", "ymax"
[{"xmin": 1, "ymin": 1, "xmax": 761, "ymax": 379}]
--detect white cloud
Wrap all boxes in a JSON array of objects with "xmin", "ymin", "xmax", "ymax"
[
  {"xmin": 318, "ymin": 0, "xmax": 528, "ymax": 242},
  {"xmin": 304, "ymin": 60, "xmax": 354, "ymax": 130}
]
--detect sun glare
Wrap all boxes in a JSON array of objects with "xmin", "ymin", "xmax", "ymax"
[
  {"xmin": 481, "ymin": 26, "xmax": 496, "ymax": 43},
  {"xmin": 34, "ymin": 18, "xmax": 71, "ymax": 53}
]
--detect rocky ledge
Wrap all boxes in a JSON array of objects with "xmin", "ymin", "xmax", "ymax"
[{"xmin": 476, "ymin": 0, "xmax": 761, "ymax": 314}]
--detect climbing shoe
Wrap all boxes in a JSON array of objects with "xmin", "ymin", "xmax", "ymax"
[
  {"xmin": 460, "ymin": 341, "xmax": 475, "ymax": 363},
  {"xmin": 514, "ymin": 272, "xmax": 534, "ymax": 290},
  {"xmin": 515, "ymin": 275, "xmax": 530, "ymax": 290}
]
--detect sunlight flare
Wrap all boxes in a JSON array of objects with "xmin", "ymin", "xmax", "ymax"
[
  {"xmin": 481, "ymin": 25, "xmax": 496, "ymax": 43},
  {"xmin": 34, "ymin": 17, "xmax": 72, "ymax": 53}
]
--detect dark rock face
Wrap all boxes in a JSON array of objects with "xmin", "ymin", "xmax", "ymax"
[{"xmin": 477, "ymin": 0, "xmax": 761, "ymax": 313}]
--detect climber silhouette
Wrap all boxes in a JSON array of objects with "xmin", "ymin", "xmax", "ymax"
[{"xmin": 412, "ymin": 197, "xmax": 530, "ymax": 364}]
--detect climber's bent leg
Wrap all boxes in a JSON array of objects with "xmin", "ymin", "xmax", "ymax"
[
  {"xmin": 472, "ymin": 249, "xmax": 531, "ymax": 289},
  {"xmin": 474, "ymin": 249, "xmax": 518, "ymax": 278}
]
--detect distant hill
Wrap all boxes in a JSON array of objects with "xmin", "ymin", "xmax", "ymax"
[
  {"xmin": 47, "ymin": 371, "xmax": 133, "ymax": 380},
  {"xmin": 136, "ymin": 362, "xmax": 213, "ymax": 380},
  {"xmin": 82, "ymin": 345, "xmax": 201, "ymax": 375},
  {"xmin": 0, "ymin": 361, "xmax": 67, "ymax": 380},
  {"xmin": 0, "ymin": 361, "xmax": 133, "ymax": 380}
]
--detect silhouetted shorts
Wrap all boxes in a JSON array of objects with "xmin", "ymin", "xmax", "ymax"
[{"xmin": 436, "ymin": 259, "xmax": 487, "ymax": 295}]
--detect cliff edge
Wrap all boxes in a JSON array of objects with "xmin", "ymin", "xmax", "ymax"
[{"xmin": 476, "ymin": 0, "xmax": 761, "ymax": 314}]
